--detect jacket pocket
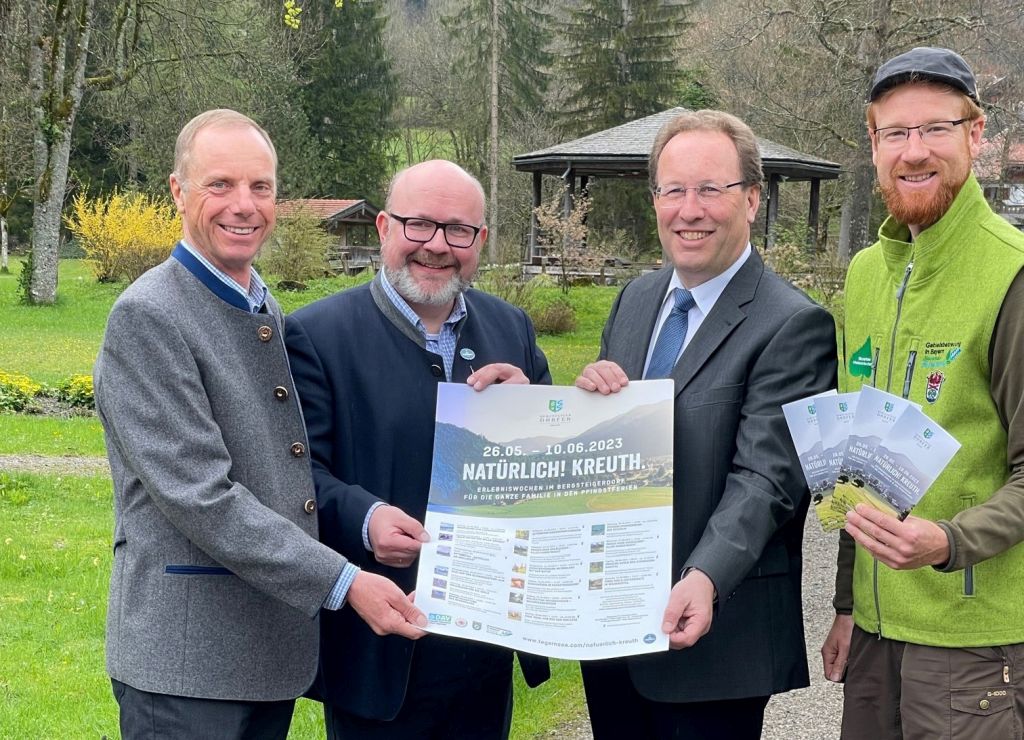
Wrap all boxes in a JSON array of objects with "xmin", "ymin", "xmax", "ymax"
[
  {"xmin": 684, "ymin": 383, "xmax": 744, "ymax": 408},
  {"xmin": 960, "ymin": 494, "xmax": 975, "ymax": 597},
  {"xmin": 747, "ymin": 542, "xmax": 789, "ymax": 578},
  {"xmin": 951, "ymin": 687, "xmax": 1013, "ymax": 737},
  {"xmin": 164, "ymin": 564, "xmax": 234, "ymax": 576}
]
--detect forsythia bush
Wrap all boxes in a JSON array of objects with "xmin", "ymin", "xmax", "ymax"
[
  {"xmin": 0, "ymin": 371, "xmax": 42, "ymax": 413},
  {"xmin": 67, "ymin": 190, "xmax": 181, "ymax": 283}
]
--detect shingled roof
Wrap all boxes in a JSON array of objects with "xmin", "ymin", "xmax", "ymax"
[
  {"xmin": 513, "ymin": 107, "xmax": 841, "ymax": 181},
  {"xmin": 276, "ymin": 198, "xmax": 379, "ymax": 223}
]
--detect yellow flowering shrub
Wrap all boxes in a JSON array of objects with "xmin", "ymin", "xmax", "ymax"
[
  {"xmin": 54, "ymin": 374, "xmax": 95, "ymax": 408},
  {"xmin": 67, "ymin": 190, "xmax": 182, "ymax": 283},
  {"xmin": 0, "ymin": 371, "xmax": 43, "ymax": 413}
]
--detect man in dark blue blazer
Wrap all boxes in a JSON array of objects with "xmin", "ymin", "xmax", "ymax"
[
  {"xmin": 576, "ymin": 110, "xmax": 837, "ymax": 739},
  {"xmin": 286, "ymin": 160, "xmax": 550, "ymax": 739}
]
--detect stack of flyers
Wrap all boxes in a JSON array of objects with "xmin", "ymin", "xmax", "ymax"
[
  {"xmin": 781, "ymin": 391, "xmax": 838, "ymax": 528},
  {"xmin": 783, "ymin": 387, "xmax": 960, "ymax": 531},
  {"xmin": 834, "ymin": 388, "xmax": 960, "ymax": 520},
  {"xmin": 810, "ymin": 392, "xmax": 860, "ymax": 530}
]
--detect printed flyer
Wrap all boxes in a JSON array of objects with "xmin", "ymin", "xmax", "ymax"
[
  {"xmin": 781, "ymin": 390, "xmax": 838, "ymax": 529},
  {"xmin": 813, "ymin": 392, "xmax": 861, "ymax": 530},
  {"xmin": 837, "ymin": 404, "xmax": 961, "ymax": 519},
  {"xmin": 413, "ymin": 381, "xmax": 675, "ymax": 660},
  {"xmin": 833, "ymin": 387, "xmax": 918, "ymax": 517}
]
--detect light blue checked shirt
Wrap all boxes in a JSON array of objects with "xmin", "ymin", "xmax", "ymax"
[
  {"xmin": 379, "ymin": 270, "xmax": 468, "ymax": 380},
  {"xmin": 179, "ymin": 240, "xmax": 355, "ymax": 610}
]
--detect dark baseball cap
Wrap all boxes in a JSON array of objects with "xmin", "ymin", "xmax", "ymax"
[{"xmin": 869, "ymin": 47, "xmax": 979, "ymax": 102}]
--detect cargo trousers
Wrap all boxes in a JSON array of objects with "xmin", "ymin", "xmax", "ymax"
[{"xmin": 841, "ymin": 625, "xmax": 1024, "ymax": 740}]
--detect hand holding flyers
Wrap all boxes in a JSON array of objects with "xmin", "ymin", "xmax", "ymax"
[{"xmin": 783, "ymin": 387, "xmax": 960, "ymax": 531}]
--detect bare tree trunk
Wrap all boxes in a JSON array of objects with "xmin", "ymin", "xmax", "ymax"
[
  {"xmin": 837, "ymin": 0, "xmax": 890, "ymax": 259},
  {"xmin": 1, "ymin": 213, "xmax": 8, "ymax": 273},
  {"xmin": 26, "ymin": 0, "xmax": 95, "ymax": 305},
  {"xmin": 838, "ymin": 123, "xmax": 876, "ymax": 260},
  {"xmin": 487, "ymin": 0, "xmax": 499, "ymax": 264}
]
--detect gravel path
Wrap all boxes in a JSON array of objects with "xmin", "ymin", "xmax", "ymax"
[
  {"xmin": 544, "ymin": 511, "xmax": 844, "ymax": 740},
  {"xmin": 0, "ymin": 453, "xmax": 109, "ymax": 476}
]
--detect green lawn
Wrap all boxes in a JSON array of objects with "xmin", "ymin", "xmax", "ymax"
[
  {"xmin": 0, "ymin": 415, "xmax": 106, "ymax": 457},
  {"xmin": 0, "ymin": 259, "xmax": 121, "ymax": 384}
]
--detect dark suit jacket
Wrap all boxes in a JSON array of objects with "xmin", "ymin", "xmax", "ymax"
[
  {"xmin": 285, "ymin": 277, "xmax": 551, "ymax": 721},
  {"xmin": 599, "ymin": 251, "xmax": 836, "ymax": 702}
]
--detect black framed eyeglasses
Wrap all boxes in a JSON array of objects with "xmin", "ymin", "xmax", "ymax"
[
  {"xmin": 872, "ymin": 118, "xmax": 970, "ymax": 147},
  {"xmin": 389, "ymin": 213, "xmax": 482, "ymax": 248},
  {"xmin": 653, "ymin": 181, "xmax": 745, "ymax": 207}
]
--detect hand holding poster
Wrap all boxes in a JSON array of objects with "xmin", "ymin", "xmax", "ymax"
[{"xmin": 413, "ymin": 380, "xmax": 675, "ymax": 660}]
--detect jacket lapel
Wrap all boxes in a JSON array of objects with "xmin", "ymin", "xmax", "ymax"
[
  {"xmin": 670, "ymin": 250, "xmax": 763, "ymax": 396},
  {"xmin": 621, "ymin": 267, "xmax": 674, "ymax": 379}
]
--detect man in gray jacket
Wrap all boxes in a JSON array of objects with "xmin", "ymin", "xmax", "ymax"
[{"xmin": 94, "ymin": 109, "xmax": 426, "ymax": 739}]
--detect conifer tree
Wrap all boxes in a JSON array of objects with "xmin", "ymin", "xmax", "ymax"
[
  {"xmin": 300, "ymin": 0, "xmax": 397, "ymax": 201},
  {"xmin": 559, "ymin": 0, "xmax": 695, "ymax": 137}
]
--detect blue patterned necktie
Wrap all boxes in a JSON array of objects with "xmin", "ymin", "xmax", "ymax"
[{"xmin": 645, "ymin": 287, "xmax": 696, "ymax": 379}]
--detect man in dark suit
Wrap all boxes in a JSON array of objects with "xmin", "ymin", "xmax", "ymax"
[
  {"xmin": 285, "ymin": 160, "xmax": 549, "ymax": 739},
  {"xmin": 575, "ymin": 110, "xmax": 837, "ymax": 739}
]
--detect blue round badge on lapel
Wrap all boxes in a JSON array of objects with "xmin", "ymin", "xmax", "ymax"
[{"xmin": 460, "ymin": 348, "xmax": 476, "ymax": 361}]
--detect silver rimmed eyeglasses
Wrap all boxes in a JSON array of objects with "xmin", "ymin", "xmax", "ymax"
[
  {"xmin": 872, "ymin": 118, "xmax": 970, "ymax": 147},
  {"xmin": 389, "ymin": 213, "xmax": 482, "ymax": 248},
  {"xmin": 653, "ymin": 181, "xmax": 745, "ymax": 207}
]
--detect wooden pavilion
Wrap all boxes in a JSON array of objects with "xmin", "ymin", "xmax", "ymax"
[{"xmin": 513, "ymin": 107, "xmax": 842, "ymax": 264}]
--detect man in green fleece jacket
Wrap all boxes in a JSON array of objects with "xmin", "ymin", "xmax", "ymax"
[{"xmin": 821, "ymin": 47, "xmax": 1024, "ymax": 739}]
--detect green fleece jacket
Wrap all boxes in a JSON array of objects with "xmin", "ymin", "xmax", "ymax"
[{"xmin": 840, "ymin": 175, "xmax": 1024, "ymax": 647}]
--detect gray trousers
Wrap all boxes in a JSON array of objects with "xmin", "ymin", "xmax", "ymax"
[
  {"xmin": 112, "ymin": 679, "xmax": 295, "ymax": 740},
  {"xmin": 842, "ymin": 626, "xmax": 1024, "ymax": 740}
]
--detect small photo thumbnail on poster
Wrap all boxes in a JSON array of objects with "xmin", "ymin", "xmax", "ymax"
[
  {"xmin": 515, "ymin": 529, "xmax": 530, "ymax": 541},
  {"xmin": 437, "ymin": 545, "xmax": 451, "ymax": 557},
  {"xmin": 590, "ymin": 541, "xmax": 605, "ymax": 554},
  {"xmin": 510, "ymin": 577, "xmax": 525, "ymax": 590},
  {"xmin": 513, "ymin": 544, "xmax": 529, "ymax": 556},
  {"xmin": 431, "ymin": 589, "xmax": 446, "ymax": 600},
  {"xmin": 591, "ymin": 524, "xmax": 606, "ymax": 536},
  {"xmin": 508, "ymin": 592, "xmax": 524, "ymax": 604},
  {"xmin": 439, "ymin": 522, "xmax": 455, "ymax": 533},
  {"xmin": 508, "ymin": 610, "xmax": 522, "ymax": 621},
  {"xmin": 588, "ymin": 578, "xmax": 603, "ymax": 590},
  {"xmin": 434, "ymin": 565, "xmax": 449, "ymax": 577},
  {"xmin": 433, "ymin": 578, "xmax": 447, "ymax": 589},
  {"xmin": 511, "ymin": 562, "xmax": 527, "ymax": 574},
  {"xmin": 439, "ymin": 532, "xmax": 454, "ymax": 541},
  {"xmin": 589, "ymin": 561, "xmax": 604, "ymax": 574}
]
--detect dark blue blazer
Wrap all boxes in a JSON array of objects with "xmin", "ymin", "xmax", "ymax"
[{"xmin": 285, "ymin": 279, "xmax": 551, "ymax": 720}]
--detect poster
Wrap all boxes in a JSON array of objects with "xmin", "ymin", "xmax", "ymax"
[{"xmin": 413, "ymin": 380, "xmax": 675, "ymax": 660}]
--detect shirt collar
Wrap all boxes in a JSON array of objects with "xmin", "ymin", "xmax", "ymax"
[
  {"xmin": 665, "ymin": 243, "xmax": 752, "ymax": 314},
  {"xmin": 378, "ymin": 269, "xmax": 467, "ymax": 334},
  {"xmin": 178, "ymin": 240, "xmax": 267, "ymax": 313}
]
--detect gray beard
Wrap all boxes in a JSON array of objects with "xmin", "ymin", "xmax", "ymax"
[{"xmin": 382, "ymin": 263, "xmax": 471, "ymax": 307}]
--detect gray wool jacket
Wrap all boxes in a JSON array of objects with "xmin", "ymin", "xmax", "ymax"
[{"xmin": 94, "ymin": 255, "xmax": 346, "ymax": 701}]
